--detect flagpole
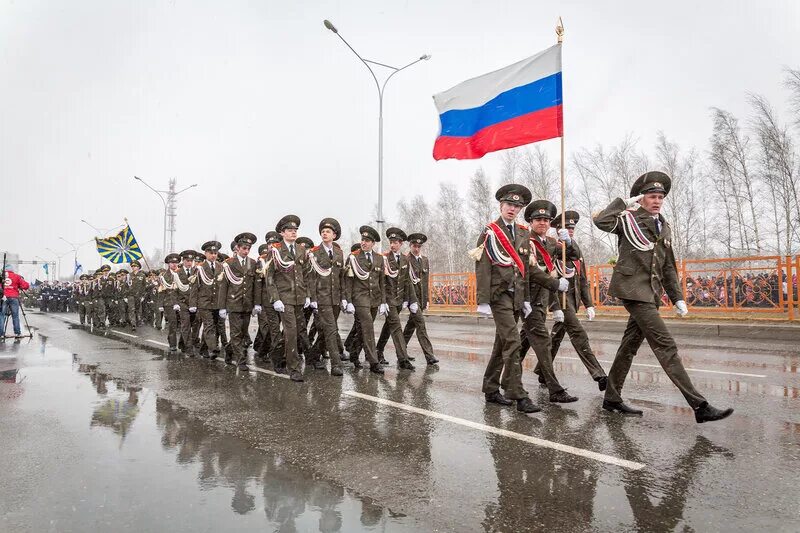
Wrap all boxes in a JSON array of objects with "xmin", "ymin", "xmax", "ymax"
[{"xmin": 556, "ymin": 18, "xmax": 568, "ymax": 309}]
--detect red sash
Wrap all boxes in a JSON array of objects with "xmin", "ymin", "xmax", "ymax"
[
  {"xmin": 573, "ymin": 259, "xmax": 581, "ymax": 275},
  {"xmin": 486, "ymin": 222, "xmax": 525, "ymax": 276},
  {"xmin": 530, "ymin": 237, "xmax": 555, "ymax": 272}
]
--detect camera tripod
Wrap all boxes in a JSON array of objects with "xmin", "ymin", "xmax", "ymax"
[{"xmin": 1, "ymin": 293, "xmax": 34, "ymax": 340}]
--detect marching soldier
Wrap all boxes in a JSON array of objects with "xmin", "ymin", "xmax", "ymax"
[
  {"xmin": 114, "ymin": 270, "xmax": 129, "ymax": 326},
  {"xmin": 306, "ymin": 217, "xmax": 347, "ymax": 376},
  {"xmin": 218, "ymin": 233, "xmax": 259, "ymax": 371},
  {"xmin": 594, "ymin": 171, "xmax": 733, "ymax": 423},
  {"xmin": 266, "ymin": 216, "xmax": 310, "ymax": 382},
  {"xmin": 96, "ymin": 264, "xmax": 115, "ymax": 329},
  {"xmin": 190, "ymin": 241, "xmax": 225, "ymax": 360},
  {"xmin": 375, "ymin": 228, "xmax": 416, "ymax": 370},
  {"xmin": 254, "ymin": 231, "xmax": 283, "ymax": 367},
  {"xmin": 176, "ymin": 250, "xmax": 198, "ymax": 356},
  {"xmin": 296, "ymin": 235, "xmax": 316, "ymax": 356},
  {"xmin": 535, "ymin": 211, "xmax": 608, "ymax": 390},
  {"xmin": 343, "ymin": 225, "xmax": 387, "ymax": 375},
  {"xmin": 76, "ymin": 275, "xmax": 90, "ymax": 325},
  {"xmin": 126, "ymin": 260, "xmax": 147, "ymax": 331},
  {"xmin": 159, "ymin": 254, "xmax": 182, "ymax": 352},
  {"xmin": 473, "ymin": 184, "xmax": 537, "ymax": 413},
  {"xmin": 402, "ymin": 233, "xmax": 439, "ymax": 365},
  {"xmin": 343, "ymin": 243, "xmax": 364, "ymax": 364},
  {"xmin": 516, "ymin": 200, "xmax": 577, "ymax": 404}
]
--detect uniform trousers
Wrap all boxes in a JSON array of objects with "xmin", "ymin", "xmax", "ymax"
[
  {"xmin": 482, "ymin": 291, "xmax": 528, "ymax": 400},
  {"xmin": 375, "ymin": 304, "xmax": 410, "ymax": 361}
]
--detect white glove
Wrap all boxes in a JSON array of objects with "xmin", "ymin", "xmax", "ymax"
[
  {"xmin": 622, "ymin": 194, "xmax": 644, "ymax": 209},
  {"xmin": 310, "ymin": 301, "xmax": 318, "ymax": 310},
  {"xmin": 219, "ymin": 309, "xmax": 227, "ymax": 319},
  {"xmin": 675, "ymin": 300, "xmax": 688, "ymax": 317},
  {"xmin": 303, "ymin": 297, "xmax": 311, "ymax": 309},
  {"xmin": 341, "ymin": 299, "xmax": 348, "ymax": 311},
  {"xmin": 378, "ymin": 303, "xmax": 389, "ymax": 316},
  {"xmin": 557, "ymin": 278, "xmax": 569, "ymax": 292},
  {"xmin": 402, "ymin": 301, "xmax": 408, "ymax": 309},
  {"xmin": 140, "ymin": 297, "xmax": 145, "ymax": 302},
  {"xmin": 345, "ymin": 303, "xmax": 355, "ymax": 314},
  {"xmin": 253, "ymin": 304, "xmax": 262, "ymax": 314},
  {"xmin": 123, "ymin": 297, "xmax": 128, "ymax": 302},
  {"xmin": 522, "ymin": 301, "xmax": 532, "ymax": 318},
  {"xmin": 557, "ymin": 228, "xmax": 572, "ymax": 245},
  {"xmin": 158, "ymin": 307, "xmax": 164, "ymax": 312},
  {"xmin": 173, "ymin": 304, "xmax": 180, "ymax": 311},
  {"xmin": 552, "ymin": 310, "xmax": 565, "ymax": 323},
  {"xmin": 273, "ymin": 300, "xmax": 285, "ymax": 313},
  {"xmin": 409, "ymin": 302, "xmax": 419, "ymax": 314},
  {"xmin": 189, "ymin": 307, "xmax": 197, "ymax": 313},
  {"xmin": 586, "ymin": 306, "xmax": 596, "ymax": 321},
  {"xmin": 477, "ymin": 303, "xmax": 492, "ymax": 316}
]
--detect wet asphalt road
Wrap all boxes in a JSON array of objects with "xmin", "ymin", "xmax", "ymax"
[{"xmin": 2, "ymin": 311, "xmax": 800, "ymax": 532}]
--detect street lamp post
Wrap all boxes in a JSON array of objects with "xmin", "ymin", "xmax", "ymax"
[
  {"xmin": 45, "ymin": 248, "xmax": 70, "ymax": 281},
  {"xmin": 133, "ymin": 177, "xmax": 197, "ymax": 254},
  {"xmin": 323, "ymin": 19, "xmax": 430, "ymax": 245},
  {"xmin": 80, "ymin": 219, "xmax": 125, "ymax": 266}
]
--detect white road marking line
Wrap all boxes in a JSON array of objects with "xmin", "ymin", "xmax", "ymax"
[
  {"xmin": 147, "ymin": 339, "xmax": 170, "ymax": 347},
  {"xmin": 344, "ymin": 390, "xmax": 645, "ymax": 471},
  {"xmin": 437, "ymin": 344, "xmax": 767, "ymax": 379},
  {"xmin": 248, "ymin": 365, "xmax": 291, "ymax": 379},
  {"xmin": 111, "ymin": 330, "xmax": 138, "ymax": 338}
]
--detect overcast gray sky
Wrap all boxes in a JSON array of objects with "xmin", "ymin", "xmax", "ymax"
[{"xmin": 2, "ymin": 0, "xmax": 799, "ymax": 278}]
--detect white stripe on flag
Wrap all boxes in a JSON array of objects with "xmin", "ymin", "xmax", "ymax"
[{"xmin": 434, "ymin": 44, "xmax": 561, "ymax": 114}]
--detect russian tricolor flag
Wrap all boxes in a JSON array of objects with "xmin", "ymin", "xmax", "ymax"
[{"xmin": 432, "ymin": 44, "xmax": 562, "ymax": 160}]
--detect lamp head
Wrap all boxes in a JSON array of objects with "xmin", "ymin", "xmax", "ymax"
[
  {"xmin": 323, "ymin": 20, "xmax": 338, "ymax": 33},
  {"xmin": 420, "ymin": 54, "xmax": 431, "ymax": 60}
]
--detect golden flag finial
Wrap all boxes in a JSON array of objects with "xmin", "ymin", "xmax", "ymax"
[{"xmin": 556, "ymin": 17, "xmax": 564, "ymax": 43}]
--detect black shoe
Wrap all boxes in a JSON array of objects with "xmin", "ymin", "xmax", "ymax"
[
  {"xmin": 694, "ymin": 402, "xmax": 734, "ymax": 424},
  {"xmin": 550, "ymin": 391, "xmax": 579, "ymax": 403},
  {"xmin": 378, "ymin": 356, "xmax": 389, "ymax": 366},
  {"xmin": 485, "ymin": 391, "xmax": 513, "ymax": 406},
  {"xmin": 352, "ymin": 360, "xmax": 363, "ymax": 369},
  {"xmin": 602, "ymin": 400, "xmax": 643, "ymax": 415},
  {"xmin": 426, "ymin": 356, "xmax": 439, "ymax": 365},
  {"xmin": 290, "ymin": 371, "xmax": 304, "ymax": 382},
  {"xmin": 331, "ymin": 366, "xmax": 343, "ymax": 377},
  {"xmin": 516, "ymin": 398, "xmax": 542, "ymax": 413},
  {"xmin": 369, "ymin": 364, "xmax": 384, "ymax": 374},
  {"xmin": 131, "ymin": 327, "xmax": 137, "ymax": 332},
  {"xmin": 407, "ymin": 355, "xmax": 416, "ymax": 361},
  {"xmin": 313, "ymin": 360, "xmax": 326, "ymax": 370},
  {"xmin": 537, "ymin": 374, "xmax": 546, "ymax": 385},
  {"xmin": 169, "ymin": 348, "xmax": 177, "ymax": 354},
  {"xmin": 398, "ymin": 359, "xmax": 415, "ymax": 370},
  {"xmin": 596, "ymin": 376, "xmax": 608, "ymax": 392}
]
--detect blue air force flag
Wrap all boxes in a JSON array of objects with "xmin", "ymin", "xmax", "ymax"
[{"xmin": 95, "ymin": 226, "xmax": 144, "ymax": 264}]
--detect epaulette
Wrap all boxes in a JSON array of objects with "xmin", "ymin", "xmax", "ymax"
[
  {"xmin": 332, "ymin": 242, "xmax": 341, "ymax": 249},
  {"xmin": 517, "ymin": 223, "xmax": 527, "ymax": 230},
  {"xmin": 311, "ymin": 245, "xmax": 320, "ymax": 252},
  {"xmin": 383, "ymin": 251, "xmax": 391, "ymax": 256},
  {"xmin": 272, "ymin": 242, "xmax": 282, "ymax": 248},
  {"xmin": 225, "ymin": 257, "xmax": 235, "ymax": 264}
]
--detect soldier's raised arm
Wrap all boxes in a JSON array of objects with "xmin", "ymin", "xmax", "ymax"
[{"xmin": 593, "ymin": 195, "xmax": 642, "ymax": 234}]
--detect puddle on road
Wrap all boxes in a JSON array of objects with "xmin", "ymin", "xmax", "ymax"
[{"xmin": 0, "ymin": 338, "xmax": 417, "ymax": 532}]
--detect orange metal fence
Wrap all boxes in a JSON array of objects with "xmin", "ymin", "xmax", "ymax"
[{"xmin": 428, "ymin": 256, "xmax": 800, "ymax": 320}]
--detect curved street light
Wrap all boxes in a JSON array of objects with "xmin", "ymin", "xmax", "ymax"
[
  {"xmin": 134, "ymin": 176, "xmax": 197, "ymax": 253},
  {"xmin": 323, "ymin": 19, "xmax": 430, "ymax": 247}
]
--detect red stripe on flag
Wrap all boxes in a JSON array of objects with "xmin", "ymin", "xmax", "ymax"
[{"xmin": 433, "ymin": 105, "xmax": 563, "ymax": 160}]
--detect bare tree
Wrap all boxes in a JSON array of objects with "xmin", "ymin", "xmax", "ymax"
[
  {"xmin": 709, "ymin": 108, "xmax": 762, "ymax": 255},
  {"xmin": 749, "ymin": 93, "xmax": 799, "ymax": 254},
  {"xmin": 519, "ymin": 145, "xmax": 558, "ymax": 202},
  {"xmin": 435, "ymin": 182, "xmax": 471, "ymax": 273},
  {"xmin": 498, "ymin": 150, "xmax": 521, "ymax": 185},
  {"xmin": 785, "ymin": 67, "xmax": 800, "ymax": 130},
  {"xmin": 467, "ymin": 167, "xmax": 494, "ymax": 236}
]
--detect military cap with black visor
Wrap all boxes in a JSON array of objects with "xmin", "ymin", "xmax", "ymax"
[
  {"xmin": 164, "ymin": 253, "xmax": 181, "ymax": 264},
  {"xmin": 234, "ymin": 232, "xmax": 257, "ymax": 247},
  {"xmin": 551, "ymin": 210, "xmax": 580, "ymax": 229},
  {"xmin": 201, "ymin": 240, "xmax": 222, "ymax": 253},
  {"xmin": 296, "ymin": 236, "xmax": 314, "ymax": 249},
  {"xmin": 264, "ymin": 231, "xmax": 281, "ymax": 244},
  {"xmin": 630, "ymin": 170, "xmax": 671, "ymax": 197},
  {"xmin": 524, "ymin": 199, "xmax": 557, "ymax": 222},
  {"xmin": 495, "ymin": 183, "xmax": 532, "ymax": 206},
  {"xmin": 407, "ymin": 233, "xmax": 427, "ymax": 245},
  {"xmin": 276, "ymin": 215, "xmax": 301, "ymax": 232},
  {"xmin": 359, "ymin": 225, "xmax": 380, "ymax": 242},
  {"xmin": 180, "ymin": 249, "xmax": 196, "ymax": 261},
  {"xmin": 385, "ymin": 227, "xmax": 407, "ymax": 242},
  {"xmin": 130, "ymin": 259, "xmax": 141, "ymax": 268}
]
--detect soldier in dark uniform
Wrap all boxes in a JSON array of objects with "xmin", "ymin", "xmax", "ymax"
[
  {"xmin": 126, "ymin": 260, "xmax": 147, "ymax": 331},
  {"xmin": 343, "ymin": 243, "xmax": 364, "ymax": 364},
  {"xmin": 114, "ymin": 270, "xmax": 129, "ymax": 326},
  {"xmin": 306, "ymin": 218, "xmax": 347, "ymax": 376},
  {"xmin": 402, "ymin": 233, "xmax": 439, "ymax": 365},
  {"xmin": 76, "ymin": 275, "xmax": 90, "ymax": 324},
  {"xmin": 296, "ymin": 235, "xmax": 316, "ymax": 356},
  {"xmin": 218, "ymin": 233, "xmax": 259, "ymax": 371},
  {"xmin": 254, "ymin": 232, "xmax": 283, "ymax": 368},
  {"xmin": 533, "ymin": 211, "xmax": 608, "ymax": 390},
  {"xmin": 159, "ymin": 254, "xmax": 182, "ymax": 352},
  {"xmin": 516, "ymin": 200, "xmax": 578, "ymax": 404},
  {"xmin": 190, "ymin": 241, "xmax": 225, "ymax": 360},
  {"xmin": 176, "ymin": 250, "xmax": 198, "ymax": 356},
  {"xmin": 344, "ymin": 225, "xmax": 389, "ymax": 375},
  {"xmin": 594, "ymin": 171, "xmax": 733, "ymax": 423},
  {"xmin": 266, "ymin": 216, "xmax": 310, "ymax": 382},
  {"xmin": 375, "ymin": 228, "xmax": 416, "ymax": 370},
  {"xmin": 96, "ymin": 264, "xmax": 115, "ymax": 329},
  {"xmin": 474, "ymin": 184, "xmax": 538, "ymax": 413}
]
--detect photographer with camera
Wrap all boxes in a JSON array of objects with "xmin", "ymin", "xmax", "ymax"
[{"xmin": 2, "ymin": 262, "xmax": 30, "ymax": 339}]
